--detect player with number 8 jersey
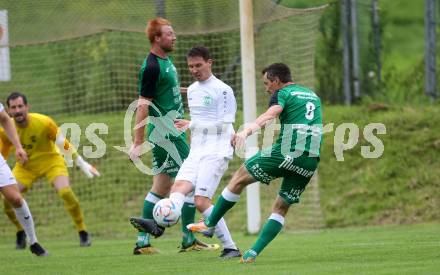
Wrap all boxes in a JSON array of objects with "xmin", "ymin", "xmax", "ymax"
[
  {"xmin": 243, "ymin": 69, "xmax": 322, "ymax": 205},
  {"xmin": 187, "ymin": 63, "xmax": 322, "ymax": 263},
  {"xmin": 270, "ymin": 82, "xmax": 322, "ymax": 158}
]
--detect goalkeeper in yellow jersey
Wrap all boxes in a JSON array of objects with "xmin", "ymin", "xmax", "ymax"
[{"xmin": 0, "ymin": 92, "xmax": 100, "ymax": 248}]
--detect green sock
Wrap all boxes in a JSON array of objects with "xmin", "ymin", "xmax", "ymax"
[
  {"xmin": 142, "ymin": 198, "xmax": 156, "ymax": 220},
  {"xmin": 136, "ymin": 192, "xmax": 163, "ymax": 247},
  {"xmin": 181, "ymin": 202, "xmax": 196, "ymax": 246},
  {"xmin": 205, "ymin": 195, "xmax": 236, "ymax": 227},
  {"xmin": 136, "ymin": 233, "xmax": 150, "ymax": 248},
  {"xmin": 251, "ymin": 219, "xmax": 283, "ymax": 255}
]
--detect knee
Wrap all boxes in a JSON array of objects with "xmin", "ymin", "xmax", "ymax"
[
  {"xmin": 8, "ymin": 195, "xmax": 23, "ymax": 208},
  {"xmin": 1, "ymin": 187, "xmax": 23, "ymax": 208},
  {"xmin": 58, "ymin": 187, "xmax": 79, "ymax": 204},
  {"xmin": 194, "ymin": 196, "xmax": 210, "ymax": 212},
  {"xmin": 171, "ymin": 180, "xmax": 192, "ymax": 194}
]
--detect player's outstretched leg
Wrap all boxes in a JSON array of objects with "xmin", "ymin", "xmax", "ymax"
[
  {"xmin": 240, "ymin": 213, "xmax": 284, "ymax": 263},
  {"xmin": 129, "ymin": 217, "xmax": 165, "ymax": 238},
  {"xmin": 187, "ymin": 188, "xmax": 240, "ymax": 237}
]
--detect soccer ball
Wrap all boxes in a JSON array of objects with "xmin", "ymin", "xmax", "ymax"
[{"xmin": 152, "ymin": 198, "xmax": 181, "ymax": 227}]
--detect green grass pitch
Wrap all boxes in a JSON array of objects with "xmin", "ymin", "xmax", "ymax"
[{"xmin": 0, "ymin": 223, "xmax": 438, "ymax": 275}]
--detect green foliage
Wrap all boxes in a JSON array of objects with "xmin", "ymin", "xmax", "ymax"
[
  {"xmin": 380, "ymin": 0, "xmax": 425, "ymax": 72},
  {"xmin": 379, "ymin": 60, "xmax": 429, "ymax": 104},
  {"xmin": 61, "ymin": 34, "xmax": 110, "ymax": 113},
  {"xmin": 320, "ymin": 105, "xmax": 440, "ymax": 227},
  {"xmin": 315, "ymin": 3, "xmax": 343, "ymax": 104},
  {"xmin": 282, "ymin": 0, "xmax": 436, "ymax": 104},
  {"xmin": 281, "ymin": 0, "xmax": 345, "ymax": 103}
]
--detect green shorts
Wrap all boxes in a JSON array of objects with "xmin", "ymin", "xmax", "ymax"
[
  {"xmin": 150, "ymin": 137, "xmax": 189, "ymax": 178},
  {"xmin": 244, "ymin": 144, "xmax": 319, "ymax": 204}
]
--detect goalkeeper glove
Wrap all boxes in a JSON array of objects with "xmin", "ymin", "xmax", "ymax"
[{"xmin": 75, "ymin": 156, "xmax": 100, "ymax": 178}]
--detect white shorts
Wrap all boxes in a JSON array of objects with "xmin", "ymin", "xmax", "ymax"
[
  {"xmin": 175, "ymin": 153, "xmax": 229, "ymax": 199},
  {"xmin": 0, "ymin": 162, "xmax": 17, "ymax": 188}
]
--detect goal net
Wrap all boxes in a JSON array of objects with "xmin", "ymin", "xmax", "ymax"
[{"xmin": 0, "ymin": 0, "xmax": 326, "ymax": 240}]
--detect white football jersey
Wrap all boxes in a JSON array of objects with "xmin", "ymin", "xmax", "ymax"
[{"xmin": 187, "ymin": 75, "xmax": 236, "ymax": 158}]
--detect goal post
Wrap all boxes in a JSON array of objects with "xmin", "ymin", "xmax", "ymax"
[
  {"xmin": 0, "ymin": 10, "xmax": 11, "ymax": 81},
  {"xmin": 240, "ymin": 0, "xmax": 261, "ymax": 234}
]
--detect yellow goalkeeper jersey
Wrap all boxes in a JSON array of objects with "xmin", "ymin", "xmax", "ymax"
[{"xmin": 0, "ymin": 113, "xmax": 63, "ymax": 171}]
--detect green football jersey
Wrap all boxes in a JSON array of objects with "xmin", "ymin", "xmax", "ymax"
[
  {"xmin": 138, "ymin": 53, "xmax": 185, "ymax": 141},
  {"xmin": 270, "ymin": 84, "xmax": 322, "ymax": 157}
]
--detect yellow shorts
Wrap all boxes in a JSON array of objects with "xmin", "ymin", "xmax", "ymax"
[{"xmin": 13, "ymin": 157, "xmax": 69, "ymax": 192}]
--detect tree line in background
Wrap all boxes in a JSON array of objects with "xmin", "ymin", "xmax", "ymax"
[
  {"xmin": 3, "ymin": 0, "xmax": 437, "ymax": 107},
  {"xmin": 158, "ymin": 0, "xmax": 439, "ymax": 105},
  {"xmin": 315, "ymin": 0, "xmax": 438, "ymax": 105}
]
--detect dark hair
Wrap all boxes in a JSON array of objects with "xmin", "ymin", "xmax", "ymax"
[
  {"xmin": 6, "ymin": 92, "xmax": 28, "ymax": 107},
  {"xmin": 262, "ymin": 63, "xmax": 293, "ymax": 83},
  {"xmin": 186, "ymin": 46, "xmax": 211, "ymax": 61}
]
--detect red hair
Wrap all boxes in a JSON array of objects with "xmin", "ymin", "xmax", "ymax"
[{"xmin": 145, "ymin": 17, "xmax": 171, "ymax": 44}]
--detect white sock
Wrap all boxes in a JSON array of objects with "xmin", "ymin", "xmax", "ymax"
[
  {"xmin": 169, "ymin": 192, "xmax": 185, "ymax": 211},
  {"xmin": 221, "ymin": 188, "xmax": 240, "ymax": 202},
  {"xmin": 203, "ymin": 205, "xmax": 237, "ymax": 250},
  {"xmin": 145, "ymin": 192, "xmax": 162, "ymax": 204},
  {"xmin": 13, "ymin": 199, "xmax": 38, "ymax": 245},
  {"xmin": 184, "ymin": 192, "xmax": 194, "ymax": 204},
  {"xmin": 269, "ymin": 213, "xmax": 285, "ymax": 226}
]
